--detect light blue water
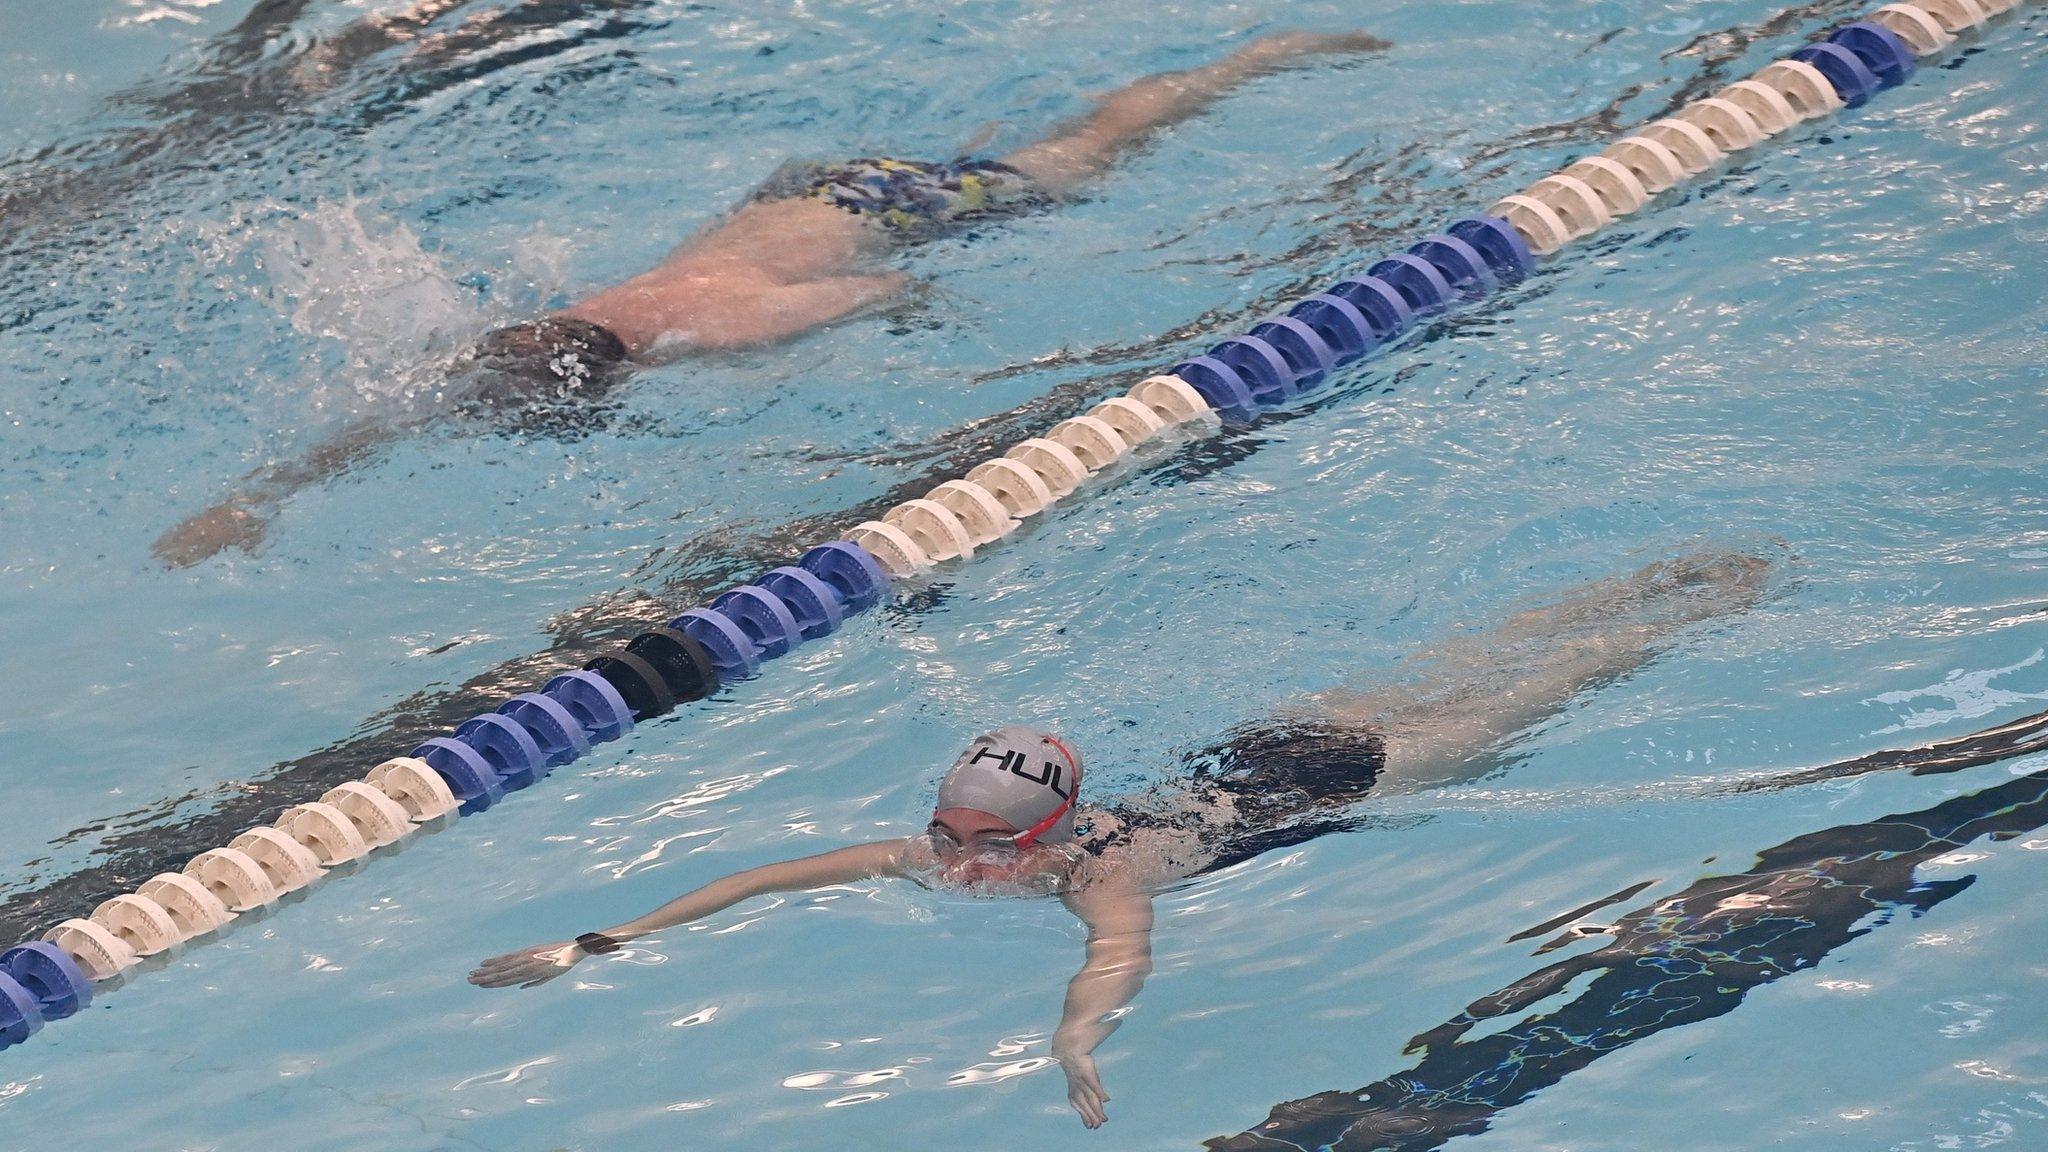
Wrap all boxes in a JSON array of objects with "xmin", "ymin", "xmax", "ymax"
[{"xmin": 2, "ymin": 0, "xmax": 2046, "ymax": 1148}]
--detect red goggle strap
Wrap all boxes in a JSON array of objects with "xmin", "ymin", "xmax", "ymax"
[
  {"xmin": 1011, "ymin": 735, "xmax": 1080, "ymax": 848},
  {"xmin": 1011, "ymin": 796, "xmax": 1073, "ymax": 848}
]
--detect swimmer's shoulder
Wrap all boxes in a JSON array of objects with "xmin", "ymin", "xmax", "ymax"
[
  {"xmin": 1073, "ymin": 803, "xmax": 1122, "ymax": 849},
  {"xmin": 877, "ymin": 834, "xmax": 933, "ymax": 877},
  {"xmin": 1069, "ymin": 810, "xmax": 1182, "ymax": 894},
  {"xmin": 1060, "ymin": 866, "xmax": 1154, "ymax": 934}
]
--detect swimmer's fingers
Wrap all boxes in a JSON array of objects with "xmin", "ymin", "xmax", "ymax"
[
  {"xmin": 468, "ymin": 959, "xmax": 553, "ymax": 988},
  {"xmin": 1060, "ymin": 1052, "xmax": 1110, "ymax": 1129},
  {"xmin": 1072, "ymin": 1085, "xmax": 1108, "ymax": 1129},
  {"xmin": 468, "ymin": 960, "xmax": 567, "ymax": 989}
]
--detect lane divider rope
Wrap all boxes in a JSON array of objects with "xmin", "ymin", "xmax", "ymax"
[{"xmin": 0, "ymin": 0, "xmax": 2021, "ymax": 1052}]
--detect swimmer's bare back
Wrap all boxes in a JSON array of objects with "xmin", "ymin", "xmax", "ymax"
[{"xmin": 151, "ymin": 29, "xmax": 1389, "ymax": 566}]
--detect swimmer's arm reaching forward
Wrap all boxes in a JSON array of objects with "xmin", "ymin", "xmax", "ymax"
[
  {"xmin": 152, "ymin": 267, "xmax": 911, "ymax": 568},
  {"xmin": 152, "ymin": 416, "xmax": 402, "ymax": 567},
  {"xmin": 468, "ymin": 839, "xmax": 911, "ymax": 989},
  {"xmin": 1052, "ymin": 884, "xmax": 1155, "ymax": 1129}
]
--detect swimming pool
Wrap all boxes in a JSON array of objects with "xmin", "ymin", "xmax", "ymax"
[{"xmin": 3, "ymin": 0, "xmax": 2046, "ymax": 1147}]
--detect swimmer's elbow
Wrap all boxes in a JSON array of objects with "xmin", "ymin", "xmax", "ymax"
[
  {"xmin": 748, "ymin": 840, "xmax": 906, "ymax": 894},
  {"xmin": 1087, "ymin": 934, "xmax": 1153, "ymax": 978}
]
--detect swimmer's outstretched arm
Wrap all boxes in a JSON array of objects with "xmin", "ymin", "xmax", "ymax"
[
  {"xmin": 151, "ymin": 261, "xmax": 907, "ymax": 566},
  {"xmin": 467, "ymin": 838, "xmax": 911, "ymax": 989},
  {"xmin": 152, "ymin": 416, "xmax": 405, "ymax": 567},
  {"xmin": 1052, "ymin": 884, "xmax": 1155, "ymax": 1129}
]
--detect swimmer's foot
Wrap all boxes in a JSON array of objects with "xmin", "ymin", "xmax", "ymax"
[
  {"xmin": 152, "ymin": 495, "xmax": 275, "ymax": 568},
  {"xmin": 1234, "ymin": 30, "xmax": 1394, "ymax": 73},
  {"xmin": 1621, "ymin": 546, "xmax": 1778, "ymax": 625},
  {"xmin": 1507, "ymin": 546, "xmax": 1779, "ymax": 640}
]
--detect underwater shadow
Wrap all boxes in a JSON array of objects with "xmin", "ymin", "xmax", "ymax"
[{"xmin": 1206, "ymin": 708, "xmax": 2048, "ymax": 1150}]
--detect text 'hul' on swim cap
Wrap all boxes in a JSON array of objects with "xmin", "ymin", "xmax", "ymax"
[{"xmin": 936, "ymin": 726, "xmax": 1083, "ymax": 846}]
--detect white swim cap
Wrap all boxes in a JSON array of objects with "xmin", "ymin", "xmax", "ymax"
[{"xmin": 936, "ymin": 726, "xmax": 1082, "ymax": 846}]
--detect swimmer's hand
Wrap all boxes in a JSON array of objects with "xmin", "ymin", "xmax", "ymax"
[
  {"xmin": 467, "ymin": 940, "xmax": 589, "ymax": 989},
  {"xmin": 153, "ymin": 495, "xmax": 273, "ymax": 567},
  {"xmin": 1056, "ymin": 1048, "xmax": 1111, "ymax": 1129}
]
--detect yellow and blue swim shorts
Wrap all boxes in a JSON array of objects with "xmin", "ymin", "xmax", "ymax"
[{"xmin": 751, "ymin": 156, "xmax": 1050, "ymax": 236}]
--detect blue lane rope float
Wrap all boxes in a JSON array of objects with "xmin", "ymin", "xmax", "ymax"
[
  {"xmin": 497, "ymin": 692, "xmax": 591, "ymax": 767},
  {"xmin": 538, "ymin": 669, "xmax": 634, "ymax": 739},
  {"xmin": 0, "ymin": 976, "xmax": 41, "ymax": 1047},
  {"xmin": 1285, "ymin": 293, "xmax": 1378, "ymax": 362},
  {"xmin": 1409, "ymin": 233, "xmax": 1499, "ymax": 295},
  {"xmin": 758, "ymin": 566, "xmax": 847, "ymax": 640},
  {"xmin": 1832, "ymin": 21, "xmax": 1919, "ymax": 86},
  {"xmin": 0, "ymin": 0, "xmax": 2027, "ymax": 1052},
  {"xmin": 1795, "ymin": 40, "xmax": 1886, "ymax": 106},
  {"xmin": 0, "ymin": 944, "xmax": 92, "ymax": 1045},
  {"xmin": 674, "ymin": 606, "xmax": 763, "ymax": 679},
  {"xmin": 1243, "ymin": 317, "xmax": 1336, "ymax": 387}
]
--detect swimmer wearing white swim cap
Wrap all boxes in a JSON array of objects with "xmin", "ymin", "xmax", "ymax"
[
  {"xmin": 471, "ymin": 550, "xmax": 1776, "ymax": 1129},
  {"xmin": 919, "ymin": 726, "xmax": 1086, "ymax": 891}
]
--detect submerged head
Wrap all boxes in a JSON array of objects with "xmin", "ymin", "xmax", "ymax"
[{"xmin": 923, "ymin": 726, "xmax": 1083, "ymax": 892}]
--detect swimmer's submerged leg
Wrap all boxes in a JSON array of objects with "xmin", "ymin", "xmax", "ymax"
[
  {"xmin": 1094, "ymin": 550, "xmax": 1775, "ymax": 877},
  {"xmin": 1309, "ymin": 548, "xmax": 1777, "ymax": 791}
]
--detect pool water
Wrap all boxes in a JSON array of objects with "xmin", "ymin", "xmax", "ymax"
[{"xmin": 3, "ymin": 0, "xmax": 2046, "ymax": 1149}]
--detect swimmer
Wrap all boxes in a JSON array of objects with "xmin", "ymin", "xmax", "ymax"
[
  {"xmin": 470, "ymin": 548, "xmax": 1775, "ymax": 1128},
  {"xmin": 152, "ymin": 29, "xmax": 1392, "ymax": 567}
]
